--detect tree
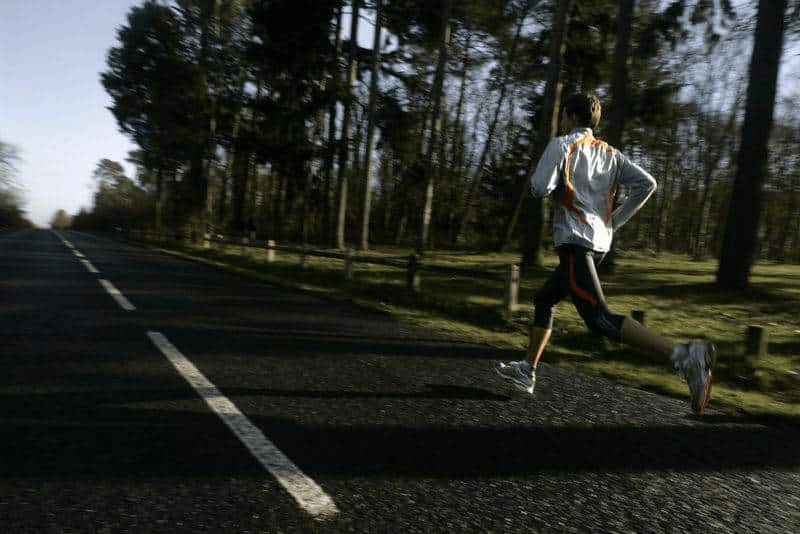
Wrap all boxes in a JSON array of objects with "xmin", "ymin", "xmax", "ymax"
[
  {"xmin": 335, "ymin": 0, "xmax": 361, "ymax": 249},
  {"xmin": 50, "ymin": 210, "xmax": 72, "ymax": 229},
  {"xmin": 717, "ymin": 0, "xmax": 788, "ymax": 289},
  {"xmin": 452, "ymin": 0, "xmax": 538, "ymax": 245},
  {"xmin": 89, "ymin": 159, "xmax": 150, "ymax": 231},
  {"xmin": 102, "ymin": 1, "xmax": 198, "ymax": 228},
  {"xmin": 605, "ymin": 0, "xmax": 634, "ymax": 149},
  {"xmin": 417, "ymin": 0, "xmax": 453, "ymax": 253},
  {"xmin": 358, "ymin": 0, "xmax": 383, "ymax": 251},
  {"xmin": 0, "ymin": 140, "xmax": 29, "ymax": 230},
  {"xmin": 0, "ymin": 140, "xmax": 21, "ymax": 189},
  {"xmin": 499, "ymin": 0, "xmax": 574, "ymax": 267},
  {"xmin": 247, "ymin": 0, "xmax": 339, "ymax": 242}
]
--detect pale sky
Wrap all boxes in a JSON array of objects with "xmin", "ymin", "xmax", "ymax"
[{"xmin": 0, "ymin": 0, "xmax": 139, "ymax": 227}]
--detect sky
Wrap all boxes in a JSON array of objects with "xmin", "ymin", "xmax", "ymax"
[
  {"xmin": 0, "ymin": 0, "xmax": 139, "ymax": 227},
  {"xmin": 0, "ymin": 1, "xmax": 797, "ymax": 228}
]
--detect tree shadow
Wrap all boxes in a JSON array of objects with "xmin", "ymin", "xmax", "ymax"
[
  {"xmin": 256, "ymin": 417, "xmax": 800, "ymax": 476},
  {"xmin": 1, "ymin": 385, "xmax": 798, "ymax": 479}
]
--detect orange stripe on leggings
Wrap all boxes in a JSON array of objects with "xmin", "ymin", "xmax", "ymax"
[{"xmin": 569, "ymin": 255, "xmax": 597, "ymax": 305}]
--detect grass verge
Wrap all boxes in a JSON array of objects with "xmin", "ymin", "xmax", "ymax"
[{"xmin": 136, "ymin": 236, "xmax": 800, "ymax": 426}]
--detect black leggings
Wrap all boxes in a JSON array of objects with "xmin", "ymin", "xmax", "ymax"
[{"xmin": 532, "ymin": 245, "xmax": 625, "ymax": 340}]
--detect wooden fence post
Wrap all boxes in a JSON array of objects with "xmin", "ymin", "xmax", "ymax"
[
  {"xmin": 504, "ymin": 264, "xmax": 520, "ymax": 313},
  {"xmin": 300, "ymin": 244, "xmax": 309, "ymax": 268},
  {"xmin": 344, "ymin": 248, "xmax": 354, "ymax": 280},
  {"xmin": 746, "ymin": 325, "xmax": 768, "ymax": 359},
  {"xmin": 407, "ymin": 254, "xmax": 421, "ymax": 292},
  {"xmin": 266, "ymin": 240, "xmax": 275, "ymax": 263}
]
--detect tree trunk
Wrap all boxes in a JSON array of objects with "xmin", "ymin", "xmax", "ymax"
[
  {"xmin": 655, "ymin": 126, "xmax": 678, "ymax": 252},
  {"xmin": 231, "ymin": 146, "xmax": 251, "ymax": 237},
  {"xmin": 717, "ymin": 0, "xmax": 787, "ymax": 289},
  {"xmin": 273, "ymin": 172, "xmax": 288, "ymax": 242},
  {"xmin": 218, "ymin": 78, "xmax": 248, "ymax": 232},
  {"xmin": 198, "ymin": 0, "xmax": 221, "ymax": 231},
  {"xmin": 447, "ymin": 33, "xmax": 471, "ymax": 243},
  {"xmin": 155, "ymin": 166, "xmax": 164, "ymax": 232},
  {"xmin": 301, "ymin": 166, "xmax": 313, "ymax": 243},
  {"xmin": 498, "ymin": 0, "xmax": 574, "ymax": 265},
  {"xmin": 323, "ymin": 4, "xmax": 344, "ymax": 246},
  {"xmin": 605, "ymin": 0, "xmax": 633, "ymax": 148},
  {"xmin": 596, "ymin": 0, "xmax": 633, "ymax": 274},
  {"xmin": 358, "ymin": 0, "xmax": 382, "ymax": 251},
  {"xmin": 416, "ymin": 0, "xmax": 452, "ymax": 254},
  {"xmin": 334, "ymin": 0, "xmax": 360, "ymax": 249}
]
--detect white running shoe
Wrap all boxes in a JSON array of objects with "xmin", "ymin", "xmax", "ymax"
[
  {"xmin": 671, "ymin": 341, "xmax": 718, "ymax": 414},
  {"xmin": 494, "ymin": 360, "xmax": 536, "ymax": 395}
]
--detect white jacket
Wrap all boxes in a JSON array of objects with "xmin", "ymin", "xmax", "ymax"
[{"xmin": 530, "ymin": 128, "xmax": 656, "ymax": 253}]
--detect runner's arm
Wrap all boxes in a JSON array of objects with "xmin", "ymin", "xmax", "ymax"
[
  {"xmin": 611, "ymin": 158, "xmax": 657, "ymax": 231},
  {"xmin": 530, "ymin": 138, "xmax": 565, "ymax": 198}
]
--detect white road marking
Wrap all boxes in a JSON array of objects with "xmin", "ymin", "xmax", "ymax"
[
  {"xmin": 72, "ymin": 249, "xmax": 85, "ymax": 258},
  {"xmin": 52, "ymin": 231, "xmax": 72, "ymax": 249},
  {"xmin": 80, "ymin": 259, "xmax": 100, "ymax": 274},
  {"xmin": 98, "ymin": 279, "xmax": 136, "ymax": 311},
  {"xmin": 146, "ymin": 331, "xmax": 339, "ymax": 519}
]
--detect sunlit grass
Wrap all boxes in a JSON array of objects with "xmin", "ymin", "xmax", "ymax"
[{"xmin": 144, "ymin": 237, "xmax": 800, "ymax": 425}]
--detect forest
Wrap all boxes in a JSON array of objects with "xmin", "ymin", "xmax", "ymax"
[
  {"xmin": 0, "ymin": 140, "xmax": 32, "ymax": 230},
  {"xmin": 68, "ymin": 0, "xmax": 799, "ymax": 288}
]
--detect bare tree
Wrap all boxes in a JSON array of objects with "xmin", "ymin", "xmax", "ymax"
[{"xmin": 453, "ymin": 0, "xmax": 535, "ymax": 245}]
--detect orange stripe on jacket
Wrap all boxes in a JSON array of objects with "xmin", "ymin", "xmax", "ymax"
[
  {"xmin": 556, "ymin": 133, "xmax": 617, "ymax": 228},
  {"xmin": 605, "ymin": 187, "xmax": 616, "ymax": 225},
  {"xmin": 555, "ymin": 133, "xmax": 591, "ymax": 226},
  {"xmin": 592, "ymin": 138, "xmax": 617, "ymax": 225}
]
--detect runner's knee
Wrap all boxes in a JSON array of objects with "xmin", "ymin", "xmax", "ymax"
[
  {"xmin": 533, "ymin": 292, "xmax": 557, "ymax": 330},
  {"xmin": 533, "ymin": 304, "xmax": 555, "ymax": 330},
  {"xmin": 580, "ymin": 304, "xmax": 624, "ymax": 340}
]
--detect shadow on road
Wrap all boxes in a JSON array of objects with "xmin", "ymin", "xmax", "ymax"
[
  {"xmin": 1, "ymin": 384, "xmax": 797, "ymax": 478},
  {"xmin": 263, "ymin": 419, "xmax": 800, "ymax": 476}
]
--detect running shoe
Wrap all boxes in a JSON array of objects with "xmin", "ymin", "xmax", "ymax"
[
  {"xmin": 671, "ymin": 341, "xmax": 718, "ymax": 414},
  {"xmin": 494, "ymin": 360, "xmax": 536, "ymax": 395}
]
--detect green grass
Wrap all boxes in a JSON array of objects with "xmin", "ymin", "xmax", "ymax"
[{"xmin": 142, "ymin": 237, "xmax": 800, "ymax": 426}]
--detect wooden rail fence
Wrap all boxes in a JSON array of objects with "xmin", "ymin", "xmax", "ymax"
[
  {"xmin": 124, "ymin": 229, "xmax": 772, "ymax": 361},
  {"xmin": 125, "ymin": 229, "xmax": 522, "ymax": 314}
]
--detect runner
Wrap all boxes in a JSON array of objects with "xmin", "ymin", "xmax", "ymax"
[{"xmin": 494, "ymin": 93, "xmax": 717, "ymax": 414}]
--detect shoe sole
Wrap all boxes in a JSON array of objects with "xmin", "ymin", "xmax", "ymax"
[
  {"xmin": 693, "ymin": 344, "xmax": 718, "ymax": 414},
  {"xmin": 494, "ymin": 362, "xmax": 535, "ymax": 395}
]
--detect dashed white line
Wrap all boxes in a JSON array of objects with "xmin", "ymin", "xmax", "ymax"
[
  {"xmin": 56, "ymin": 232, "xmax": 335, "ymax": 518},
  {"xmin": 80, "ymin": 259, "xmax": 100, "ymax": 273},
  {"xmin": 146, "ymin": 331, "xmax": 339, "ymax": 519},
  {"xmin": 98, "ymin": 279, "xmax": 136, "ymax": 311}
]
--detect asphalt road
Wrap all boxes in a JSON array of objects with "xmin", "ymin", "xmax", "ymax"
[{"xmin": 0, "ymin": 228, "xmax": 798, "ymax": 533}]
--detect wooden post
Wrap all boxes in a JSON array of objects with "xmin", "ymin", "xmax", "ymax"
[
  {"xmin": 632, "ymin": 310, "xmax": 645, "ymax": 324},
  {"xmin": 266, "ymin": 240, "xmax": 275, "ymax": 263},
  {"xmin": 407, "ymin": 253, "xmax": 421, "ymax": 292},
  {"xmin": 504, "ymin": 264, "xmax": 520, "ymax": 313},
  {"xmin": 746, "ymin": 325, "xmax": 768, "ymax": 359},
  {"xmin": 344, "ymin": 248, "xmax": 354, "ymax": 280},
  {"xmin": 300, "ymin": 244, "xmax": 310, "ymax": 268}
]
